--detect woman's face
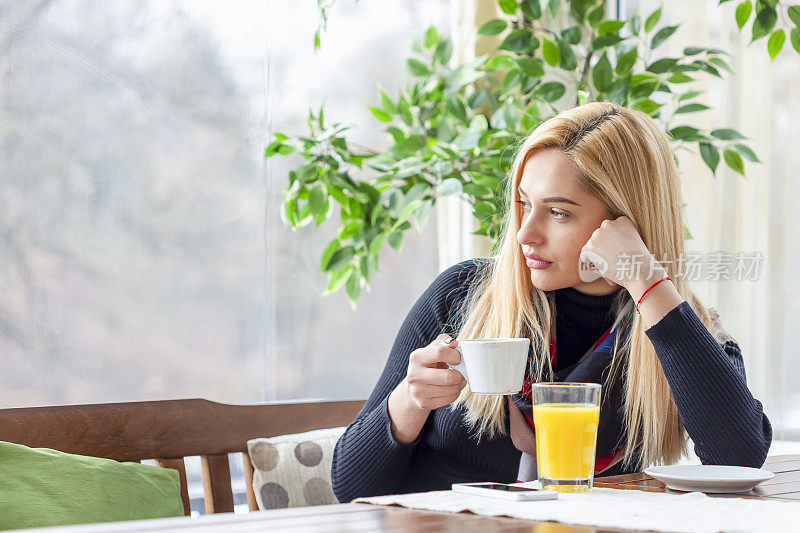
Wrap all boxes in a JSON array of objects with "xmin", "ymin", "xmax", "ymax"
[{"xmin": 516, "ymin": 148, "xmax": 617, "ymax": 296}]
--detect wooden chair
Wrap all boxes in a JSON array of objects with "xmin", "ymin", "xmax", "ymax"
[{"xmin": 0, "ymin": 398, "xmax": 365, "ymax": 516}]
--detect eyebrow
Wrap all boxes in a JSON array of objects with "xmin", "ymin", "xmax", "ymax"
[{"xmin": 517, "ymin": 186, "xmax": 582, "ymax": 206}]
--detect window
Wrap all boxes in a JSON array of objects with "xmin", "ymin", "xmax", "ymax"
[{"xmin": 0, "ymin": 0, "xmax": 449, "ymax": 407}]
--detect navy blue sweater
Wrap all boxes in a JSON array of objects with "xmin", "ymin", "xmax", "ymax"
[{"xmin": 332, "ymin": 260, "xmax": 772, "ymax": 503}]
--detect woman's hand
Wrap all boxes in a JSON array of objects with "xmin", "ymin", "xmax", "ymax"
[
  {"xmin": 579, "ymin": 216, "xmax": 664, "ymax": 290},
  {"xmin": 387, "ymin": 334, "xmax": 467, "ymax": 444},
  {"xmin": 580, "ymin": 216, "xmax": 684, "ymax": 327},
  {"xmin": 404, "ymin": 334, "xmax": 467, "ymax": 411}
]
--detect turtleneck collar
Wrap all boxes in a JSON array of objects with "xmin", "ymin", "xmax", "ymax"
[{"xmin": 550, "ymin": 286, "xmax": 623, "ymax": 331}]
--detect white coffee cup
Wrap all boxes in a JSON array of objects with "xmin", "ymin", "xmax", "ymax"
[{"xmin": 448, "ymin": 338, "xmax": 531, "ymax": 395}]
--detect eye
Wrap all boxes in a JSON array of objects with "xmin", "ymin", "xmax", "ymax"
[
  {"xmin": 550, "ymin": 208, "xmax": 568, "ymax": 220},
  {"xmin": 515, "ymin": 199, "xmax": 530, "ymax": 212}
]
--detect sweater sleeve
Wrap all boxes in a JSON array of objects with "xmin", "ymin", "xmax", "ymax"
[
  {"xmin": 331, "ymin": 260, "xmax": 485, "ymax": 503},
  {"xmin": 645, "ymin": 301, "xmax": 772, "ymax": 468}
]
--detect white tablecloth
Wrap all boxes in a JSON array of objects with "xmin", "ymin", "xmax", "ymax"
[{"xmin": 354, "ymin": 484, "xmax": 800, "ymax": 533}]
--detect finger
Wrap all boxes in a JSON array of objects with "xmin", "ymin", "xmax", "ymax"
[
  {"xmin": 410, "ymin": 344, "xmax": 461, "ymax": 367},
  {"xmin": 411, "ymin": 381, "xmax": 465, "ymax": 397},
  {"xmin": 410, "ymin": 385, "xmax": 465, "ymax": 407},
  {"xmin": 433, "ymin": 333, "xmax": 458, "ymax": 347},
  {"xmin": 410, "ymin": 366, "xmax": 464, "ymax": 387},
  {"xmin": 421, "ymin": 392, "xmax": 464, "ymax": 410}
]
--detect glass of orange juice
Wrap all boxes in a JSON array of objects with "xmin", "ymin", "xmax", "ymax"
[{"xmin": 531, "ymin": 382, "xmax": 601, "ymax": 493}]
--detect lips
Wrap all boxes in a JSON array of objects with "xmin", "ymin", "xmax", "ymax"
[
  {"xmin": 523, "ymin": 251, "xmax": 553, "ymax": 270},
  {"xmin": 524, "ymin": 252, "xmax": 552, "ymax": 263}
]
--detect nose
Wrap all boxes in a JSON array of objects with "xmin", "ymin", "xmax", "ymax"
[{"xmin": 516, "ymin": 208, "xmax": 544, "ymax": 247}]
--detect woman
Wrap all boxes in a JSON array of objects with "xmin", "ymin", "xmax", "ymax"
[{"xmin": 331, "ymin": 102, "xmax": 772, "ymax": 503}]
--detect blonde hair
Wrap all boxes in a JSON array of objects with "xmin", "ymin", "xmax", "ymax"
[{"xmin": 452, "ymin": 102, "xmax": 711, "ymax": 469}]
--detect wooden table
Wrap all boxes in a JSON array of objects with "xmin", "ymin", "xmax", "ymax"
[
  {"xmin": 30, "ymin": 455, "xmax": 800, "ymax": 533},
  {"xmin": 594, "ymin": 454, "xmax": 800, "ymax": 502}
]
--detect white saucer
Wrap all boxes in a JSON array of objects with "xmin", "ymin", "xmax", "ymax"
[{"xmin": 644, "ymin": 465, "xmax": 774, "ymax": 494}]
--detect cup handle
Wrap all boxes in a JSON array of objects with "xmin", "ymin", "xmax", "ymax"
[{"xmin": 447, "ymin": 345, "xmax": 468, "ymax": 382}]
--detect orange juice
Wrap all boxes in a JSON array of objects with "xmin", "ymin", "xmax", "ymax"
[{"xmin": 532, "ymin": 403, "xmax": 600, "ymax": 482}]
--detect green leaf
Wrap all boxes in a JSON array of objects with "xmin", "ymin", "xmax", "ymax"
[
  {"xmin": 699, "ymin": 142, "xmax": 720, "ymax": 174},
  {"xmin": 322, "ymin": 265, "xmax": 352, "ymax": 296},
  {"xmin": 367, "ymin": 234, "xmax": 386, "ymax": 256},
  {"xmin": 474, "ymin": 202, "xmax": 495, "ymax": 219},
  {"xmin": 630, "ymin": 14, "xmax": 642, "ymax": 35},
  {"xmin": 651, "ymin": 25, "xmax": 679, "ymax": 49},
  {"xmin": 792, "ymin": 28, "xmax": 800, "ymax": 54},
  {"xmin": 647, "ymin": 57, "xmax": 679, "ymax": 73},
  {"xmin": 768, "ymin": 29, "xmax": 785, "ymax": 60},
  {"xmin": 683, "ymin": 46, "xmax": 706, "ymax": 55},
  {"xmin": 265, "ymin": 138, "xmax": 295, "ymax": 157},
  {"xmin": 606, "ymin": 76, "xmax": 631, "ymax": 105},
  {"xmin": 414, "ymin": 200, "xmax": 434, "ymax": 231},
  {"xmin": 324, "ymin": 246, "xmax": 356, "ymax": 272},
  {"xmin": 558, "ymin": 40, "xmax": 577, "ymax": 71},
  {"xmin": 669, "ymin": 125, "xmax": 704, "ymax": 141},
  {"xmin": 345, "ymin": 274, "xmax": 361, "ymax": 307},
  {"xmin": 516, "ymin": 57, "xmax": 545, "ymax": 77},
  {"xmin": 500, "ymin": 29, "xmax": 537, "ymax": 52},
  {"xmin": 543, "ymin": 38, "xmax": 560, "ymax": 66},
  {"xmin": 408, "ymin": 58, "xmax": 430, "ymax": 76},
  {"xmin": 444, "ymin": 56, "xmax": 487, "ymax": 93},
  {"xmin": 339, "ymin": 220, "xmax": 362, "ymax": 240},
  {"xmin": 368, "ymin": 106, "xmax": 392, "ymax": 122},
  {"xmin": 521, "ymin": 0, "xmax": 543, "ymax": 19},
  {"xmin": 561, "ymin": 26, "xmax": 582, "ymax": 44},
  {"xmin": 309, "ymin": 184, "xmax": 327, "ymax": 213},
  {"xmin": 446, "ymin": 96, "xmax": 468, "ymax": 122},
  {"xmin": 478, "ymin": 18, "xmax": 508, "ymax": 36},
  {"xmin": 592, "ymin": 52, "xmax": 613, "ymax": 92},
  {"xmin": 399, "ymin": 97, "xmax": 413, "ymax": 125},
  {"xmin": 789, "ymin": 6, "xmax": 800, "ymax": 27},
  {"xmin": 678, "ymin": 89, "xmax": 704, "ymax": 101},
  {"xmin": 586, "ymin": 3, "xmax": 605, "ymax": 27},
  {"xmin": 711, "ymin": 128, "xmax": 746, "ymax": 140},
  {"xmin": 535, "ymin": 81, "xmax": 566, "ymax": 102},
  {"xmin": 733, "ymin": 143, "xmax": 761, "ymax": 162},
  {"xmin": 631, "ymin": 98, "xmax": 662, "ymax": 115},
  {"xmin": 499, "ymin": 0, "xmax": 518, "ymax": 15},
  {"xmin": 645, "ymin": 6, "xmax": 662, "ymax": 33},
  {"xmin": 723, "ymin": 148, "xmax": 745, "ymax": 175},
  {"xmin": 437, "ymin": 178, "xmax": 463, "ymax": 196},
  {"xmin": 425, "ymin": 26, "xmax": 442, "ymax": 49},
  {"xmin": 592, "ymin": 34, "xmax": 624, "ymax": 49},
  {"xmin": 616, "ymin": 47, "xmax": 638, "ymax": 76},
  {"xmin": 379, "ymin": 87, "xmax": 397, "ymax": 114},
  {"xmin": 752, "ymin": 1, "xmax": 777, "ymax": 42},
  {"xmin": 434, "ymin": 39, "xmax": 453, "ymax": 65},
  {"xmin": 522, "ymin": 101, "xmax": 542, "ymax": 130},
  {"xmin": 320, "ymin": 239, "xmax": 340, "ymax": 272},
  {"xmin": 676, "ymin": 103, "xmax": 710, "ymax": 113},
  {"xmin": 485, "ymin": 54, "xmax": 516, "ymax": 70},
  {"xmin": 667, "ymin": 73, "xmax": 694, "ymax": 83},
  {"xmin": 707, "ymin": 56, "xmax": 734, "ymax": 73},
  {"xmin": 387, "ymin": 231, "xmax": 404, "ymax": 250},
  {"xmin": 502, "ymin": 68, "xmax": 523, "ymax": 94},
  {"xmin": 735, "ymin": 1, "xmax": 752, "ymax": 30},
  {"xmin": 598, "ymin": 20, "xmax": 625, "ymax": 35}
]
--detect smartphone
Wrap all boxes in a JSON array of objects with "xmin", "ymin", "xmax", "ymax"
[{"xmin": 451, "ymin": 482, "xmax": 558, "ymax": 501}]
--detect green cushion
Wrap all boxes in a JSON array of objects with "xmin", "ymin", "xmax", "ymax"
[{"xmin": 0, "ymin": 441, "xmax": 185, "ymax": 530}]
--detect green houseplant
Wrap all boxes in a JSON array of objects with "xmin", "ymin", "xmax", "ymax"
[{"xmin": 267, "ymin": 0, "xmax": 797, "ymax": 308}]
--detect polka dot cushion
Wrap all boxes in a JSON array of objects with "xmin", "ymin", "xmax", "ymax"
[{"xmin": 247, "ymin": 426, "xmax": 346, "ymax": 509}]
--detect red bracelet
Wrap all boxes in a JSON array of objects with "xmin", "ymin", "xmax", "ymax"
[{"xmin": 636, "ymin": 276, "xmax": 671, "ymax": 313}]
